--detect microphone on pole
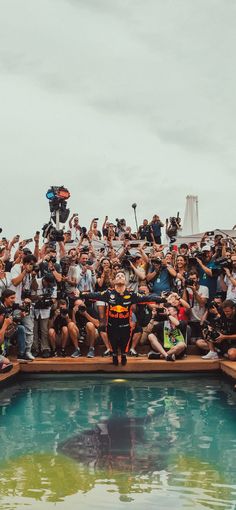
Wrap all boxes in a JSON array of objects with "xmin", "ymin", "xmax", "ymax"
[{"xmin": 132, "ymin": 203, "xmax": 138, "ymax": 232}]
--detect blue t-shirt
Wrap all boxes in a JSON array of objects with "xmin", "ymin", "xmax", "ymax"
[
  {"xmin": 151, "ymin": 222, "xmax": 162, "ymax": 238},
  {"xmin": 199, "ymin": 261, "xmax": 219, "ymax": 300},
  {"xmin": 150, "ymin": 268, "xmax": 171, "ymax": 296}
]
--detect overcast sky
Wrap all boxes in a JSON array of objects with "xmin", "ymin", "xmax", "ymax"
[{"xmin": 0, "ymin": 0, "xmax": 235, "ymax": 238}]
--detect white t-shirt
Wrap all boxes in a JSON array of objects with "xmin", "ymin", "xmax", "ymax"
[
  {"xmin": 187, "ymin": 285, "xmax": 209, "ymax": 321},
  {"xmin": 10, "ymin": 265, "xmax": 32, "ymax": 304},
  {"xmin": 224, "ymin": 273, "xmax": 236, "ymax": 303}
]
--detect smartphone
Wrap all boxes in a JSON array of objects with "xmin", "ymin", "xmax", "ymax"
[
  {"xmin": 36, "ymin": 231, "xmax": 40, "ymax": 235},
  {"xmin": 94, "ymin": 218, "xmax": 99, "ymax": 221},
  {"xmin": 206, "ymin": 231, "xmax": 215, "ymax": 236}
]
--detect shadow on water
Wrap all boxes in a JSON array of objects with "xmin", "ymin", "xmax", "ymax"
[{"xmin": 0, "ymin": 376, "xmax": 236, "ymax": 508}]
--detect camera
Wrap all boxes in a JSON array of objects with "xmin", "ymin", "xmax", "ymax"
[
  {"xmin": 34, "ymin": 288, "xmax": 54, "ymax": 310},
  {"xmin": 201, "ymin": 320, "xmax": 222, "ymax": 343},
  {"xmin": 0, "ymin": 302, "xmax": 30, "ymax": 322},
  {"xmin": 42, "ymin": 222, "xmax": 65, "ymax": 242},
  {"xmin": 152, "ymin": 258, "xmax": 162, "ymax": 265},
  {"xmin": 59, "ymin": 307, "xmax": 69, "ymax": 316},
  {"xmin": 21, "ymin": 289, "xmax": 32, "ymax": 300},
  {"xmin": 116, "ymin": 218, "xmax": 126, "ymax": 229},
  {"xmin": 216, "ymin": 257, "xmax": 232, "ymax": 271},
  {"xmin": 185, "ymin": 277, "xmax": 195, "ymax": 287},
  {"xmin": 78, "ymin": 305, "xmax": 87, "ymax": 313},
  {"xmin": 34, "ymin": 297, "xmax": 53, "ymax": 310},
  {"xmin": 206, "ymin": 300, "xmax": 220, "ymax": 310},
  {"xmin": 122, "ymin": 254, "xmax": 134, "ymax": 269}
]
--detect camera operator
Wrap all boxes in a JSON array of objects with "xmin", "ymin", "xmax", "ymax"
[
  {"xmin": 72, "ymin": 298, "xmax": 104, "ymax": 358},
  {"xmin": 10, "ymin": 254, "xmax": 37, "ymax": 360},
  {"xmin": 39, "ymin": 251, "xmax": 62, "ymax": 284},
  {"xmin": 182, "ymin": 270, "xmax": 209, "ymax": 341},
  {"xmin": 146, "ymin": 256, "xmax": 176, "ymax": 296},
  {"xmin": 220, "ymin": 254, "xmax": 236, "ymax": 303},
  {"xmin": 59, "ymin": 249, "xmax": 79, "ymax": 302},
  {"xmin": 148, "ymin": 305, "xmax": 187, "ymax": 361},
  {"xmin": 197, "ymin": 299, "xmax": 236, "ymax": 361},
  {"xmin": 166, "ymin": 214, "xmax": 181, "ymax": 243},
  {"xmin": 0, "ymin": 289, "xmax": 30, "ymax": 361},
  {"xmin": 31, "ymin": 273, "xmax": 57, "ymax": 357},
  {"xmin": 48, "ymin": 299, "xmax": 79, "ymax": 357},
  {"xmin": 138, "ymin": 219, "xmax": 154, "ymax": 242}
]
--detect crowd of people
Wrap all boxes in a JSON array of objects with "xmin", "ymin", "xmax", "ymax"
[{"xmin": 0, "ymin": 212, "xmax": 236, "ymax": 372}]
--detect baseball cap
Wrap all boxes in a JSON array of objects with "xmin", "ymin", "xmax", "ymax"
[{"xmin": 201, "ymin": 245, "xmax": 212, "ymax": 252}]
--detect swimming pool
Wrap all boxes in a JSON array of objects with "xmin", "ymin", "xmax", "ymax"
[{"xmin": 0, "ymin": 375, "xmax": 236, "ymax": 510}]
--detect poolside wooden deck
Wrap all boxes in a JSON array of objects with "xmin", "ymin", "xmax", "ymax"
[{"xmin": 1, "ymin": 356, "xmax": 236, "ymax": 385}]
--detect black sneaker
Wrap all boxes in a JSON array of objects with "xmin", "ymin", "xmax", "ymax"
[
  {"xmin": 61, "ymin": 349, "xmax": 66, "ymax": 357},
  {"xmin": 148, "ymin": 351, "xmax": 161, "ymax": 360},
  {"xmin": 121, "ymin": 354, "xmax": 127, "ymax": 366},
  {"xmin": 128, "ymin": 348, "xmax": 138, "ymax": 357},
  {"xmin": 17, "ymin": 354, "xmax": 31, "ymax": 363},
  {"xmin": 112, "ymin": 354, "xmax": 119, "ymax": 366},
  {"xmin": 41, "ymin": 350, "xmax": 51, "ymax": 359},
  {"xmin": 166, "ymin": 353, "xmax": 175, "ymax": 362},
  {"xmin": 102, "ymin": 349, "xmax": 112, "ymax": 357}
]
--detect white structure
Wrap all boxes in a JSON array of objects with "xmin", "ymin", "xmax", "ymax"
[{"xmin": 182, "ymin": 195, "xmax": 199, "ymax": 235}]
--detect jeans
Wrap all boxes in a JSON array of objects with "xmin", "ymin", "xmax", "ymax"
[
  {"xmin": 22, "ymin": 308, "xmax": 35, "ymax": 352},
  {"xmin": 5, "ymin": 324, "xmax": 27, "ymax": 356}
]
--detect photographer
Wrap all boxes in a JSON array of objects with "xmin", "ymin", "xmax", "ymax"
[
  {"xmin": 138, "ymin": 219, "xmax": 154, "ymax": 242},
  {"xmin": 195, "ymin": 246, "xmax": 220, "ymax": 300},
  {"xmin": 88, "ymin": 218, "xmax": 102, "ymax": 241},
  {"xmin": 10, "ymin": 254, "xmax": 37, "ymax": 360},
  {"xmin": 182, "ymin": 270, "xmax": 209, "ymax": 341},
  {"xmin": 150, "ymin": 215, "xmax": 164, "ymax": 245},
  {"xmin": 220, "ymin": 254, "xmax": 236, "ymax": 303},
  {"xmin": 77, "ymin": 252, "xmax": 96, "ymax": 292},
  {"xmin": 31, "ymin": 273, "xmax": 57, "ymax": 357},
  {"xmin": 0, "ymin": 289, "xmax": 30, "ymax": 361},
  {"xmin": 72, "ymin": 299, "xmax": 102, "ymax": 358},
  {"xmin": 122, "ymin": 253, "xmax": 146, "ymax": 293},
  {"xmin": 39, "ymin": 251, "xmax": 62, "ymax": 284},
  {"xmin": 129, "ymin": 284, "xmax": 158, "ymax": 356},
  {"xmin": 48, "ymin": 299, "xmax": 79, "ymax": 357},
  {"xmin": 166, "ymin": 214, "xmax": 181, "ymax": 242},
  {"xmin": 146, "ymin": 257, "xmax": 176, "ymax": 296},
  {"xmin": 197, "ymin": 299, "xmax": 236, "ymax": 361},
  {"xmin": 68, "ymin": 213, "xmax": 82, "ymax": 241},
  {"xmin": 148, "ymin": 305, "xmax": 187, "ymax": 361}
]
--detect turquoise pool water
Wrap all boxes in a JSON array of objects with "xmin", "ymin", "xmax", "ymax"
[{"xmin": 0, "ymin": 375, "xmax": 236, "ymax": 510}]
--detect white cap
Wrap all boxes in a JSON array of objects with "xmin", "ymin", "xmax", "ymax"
[{"xmin": 201, "ymin": 245, "xmax": 212, "ymax": 252}]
